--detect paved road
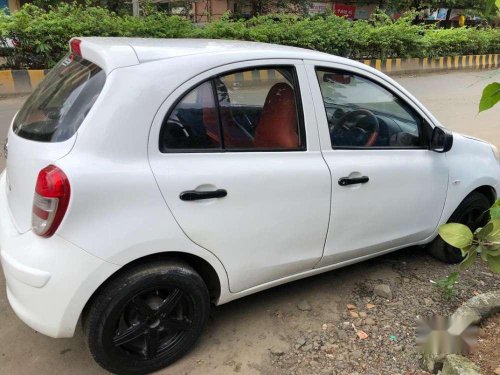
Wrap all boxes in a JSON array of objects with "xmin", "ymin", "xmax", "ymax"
[
  {"xmin": 0, "ymin": 69, "xmax": 499, "ymax": 375},
  {"xmin": 396, "ymin": 69, "xmax": 500, "ymax": 145}
]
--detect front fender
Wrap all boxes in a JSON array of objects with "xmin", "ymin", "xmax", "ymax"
[{"xmin": 435, "ymin": 133, "xmax": 499, "ymax": 234}]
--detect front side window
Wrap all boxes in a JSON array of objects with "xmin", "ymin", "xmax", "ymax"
[
  {"xmin": 160, "ymin": 66, "xmax": 304, "ymax": 152},
  {"xmin": 316, "ymin": 69, "xmax": 424, "ymax": 149}
]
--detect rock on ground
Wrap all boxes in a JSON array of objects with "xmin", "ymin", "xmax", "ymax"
[
  {"xmin": 423, "ymin": 291, "xmax": 500, "ymax": 373},
  {"xmin": 441, "ymin": 355, "xmax": 481, "ymax": 375},
  {"xmin": 269, "ymin": 342, "xmax": 289, "ymax": 356},
  {"xmin": 452, "ymin": 290, "xmax": 500, "ymax": 326},
  {"xmin": 297, "ymin": 300, "xmax": 312, "ymax": 311},
  {"xmin": 373, "ymin": 284, "xmax": 393, "ymax": 300}
]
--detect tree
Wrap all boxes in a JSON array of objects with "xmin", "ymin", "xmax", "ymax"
[
  {"xmin": 385, "ymin": 0, "xmax": 498, "ymax": 26},
  {"xmin": 386, "ymin": 0, "xmax": 498, "ymax": 18}
]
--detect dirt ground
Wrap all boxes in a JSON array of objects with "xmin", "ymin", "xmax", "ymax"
[
  {"xmin": 1, "ymin": 247, "xmax": 498, "ymax": 375},
  {"xmin": 0, "ymin": 69, "xmax": 499, "ymax": 375},
  {"xmin": 469, "ymin": 314, "xmax": 500, "ymax": 375}
]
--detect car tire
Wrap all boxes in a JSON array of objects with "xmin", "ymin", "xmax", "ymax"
[
  {"xmin": 83, "ymin": 260, "xmax": 210, "ymax": 375},
  {"xmin": 427, "ymin": 192, "xmax": 491, "ymax": 264}
]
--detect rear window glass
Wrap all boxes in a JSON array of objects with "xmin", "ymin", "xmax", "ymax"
[{"xmin": 13, "ymin": 54, "xmax": 105, "ymax": 142}]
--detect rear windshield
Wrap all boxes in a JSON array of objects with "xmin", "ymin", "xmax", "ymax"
[{"xmin": 13, "ymin": 54, "xmax": 105, "ymax": 142}]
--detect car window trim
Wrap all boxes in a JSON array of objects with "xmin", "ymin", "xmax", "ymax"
[
  {"xmin": 314, "ymin": 66, "xmax": 430, "ymax": 151},
  {"xmin": 330, "ymin": 145, "xmax": 429, "ymax": 152},
  {"xmin": 210, "ymin": 78, "xmax": 225, "ymax": 149},
  {"xmin": 159, "ymin": 64, "xmax": 307, "ymax": 153}
]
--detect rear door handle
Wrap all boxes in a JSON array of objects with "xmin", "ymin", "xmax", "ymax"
[
  {"xmin": 180, "ymin": 189, "xmax": 227, "ymax": 201},
  {"xmin": 338, "ymin": 176, "xmax": 369, "ymax": 186}
]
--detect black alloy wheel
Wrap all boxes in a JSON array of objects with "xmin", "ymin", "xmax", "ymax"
[
  {"xmin": 84, "ymin": 261, "xmax": 210, "ymax": 375},
  {"xmin": 109, "ymin": 287, "xmax": 193, "ymax": 361}
]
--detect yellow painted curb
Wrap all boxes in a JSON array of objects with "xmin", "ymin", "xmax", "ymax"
[
  {"xmin": 361, "ymin": 54, "xmax": 500, "ymax": 74},
  {"xmin": 0, "ymin": 69, "xmax": 48, "ymax": 95},
  {"xmin": 0, "ymin": 55, "xmax": 499, "ymax": 95}
]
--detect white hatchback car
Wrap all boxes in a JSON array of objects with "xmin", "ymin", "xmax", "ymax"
[{"xmin": 1, "ymin": 38, "xmax": 499, "ymax": 374}]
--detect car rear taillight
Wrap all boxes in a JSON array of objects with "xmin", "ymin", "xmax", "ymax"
[
  {"xmin": 70, "ymin": 39, "xmax": 82, "ymax": 57},
  {"xmin": 32, "ymin": 165, "xmax": 71, "ymax": 238}
]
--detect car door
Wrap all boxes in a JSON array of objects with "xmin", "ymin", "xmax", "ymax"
[
  {"xmin": 305, "ymin": 62, "xmax": 449, "ymax": 267},
  {"xmin": 149, "ymin": 61, "xmax": 331, "ymax": 293}
]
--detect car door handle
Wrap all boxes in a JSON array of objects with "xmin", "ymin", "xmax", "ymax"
[
  {"xmin": 179, "ymin": 189, "xmax": 228, "ymax": 201},
  {"xmin": 338, "ymin": 176, "xmax": 369, "ymax": 186}
]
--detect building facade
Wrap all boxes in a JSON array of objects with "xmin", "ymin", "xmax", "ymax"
[
  {"xmin": 2, "ymin": 0, "xmax": 383, "ymax": 22},
  {"xmin": 191, "ymin": 1, "xmax": 386, "ymax": 23}
]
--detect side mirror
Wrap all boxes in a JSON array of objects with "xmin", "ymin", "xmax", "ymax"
[{"xmin": 430, "ymin": 127, "xmax": 453, "ymax": 153}]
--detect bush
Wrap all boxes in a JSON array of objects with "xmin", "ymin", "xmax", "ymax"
[
  {"xmin": 0, "ymin": 3, "xmax": 195, "ymax": 68},
  {"xmin": 422, "ymin": 27, "xmax": 500, "ymax": 57},
  {"xmin": 0, "ymin": 4, "xmax": 498, "ymax": 69}
]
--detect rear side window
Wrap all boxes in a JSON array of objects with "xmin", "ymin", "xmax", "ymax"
[
  {"xmin": 160, "ymin": 81, "xmax": 221, "ymax": 150},
  {"xmin": 159, "ymin": 66, "xmax": 305, "ymax": 152},
  {"xmin": 13, "ymin": 54, "xmax": 105, "ymax": 142}
]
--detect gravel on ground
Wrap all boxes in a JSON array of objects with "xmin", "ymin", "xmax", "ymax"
[{"xmin": 265, "ymin": 247, "xmax": 499, "ymax": 375}]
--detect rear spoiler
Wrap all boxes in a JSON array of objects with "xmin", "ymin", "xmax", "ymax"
[{"xmin": 69, "ymin": 37, "xmax": 140, "ymax": 74}]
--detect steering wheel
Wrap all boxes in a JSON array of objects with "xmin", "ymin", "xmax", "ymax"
[{"xmin": 335, "ymin": 109, "xmax": 380, "ymax": 147}]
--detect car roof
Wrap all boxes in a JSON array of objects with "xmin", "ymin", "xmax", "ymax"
[
  {"xmin": 76, "ymin": 37, "xmax": 356, "ymax": 71},
  {"xmin": 127, "ymin": 38, "xmax": 334, "ymax": 62}
]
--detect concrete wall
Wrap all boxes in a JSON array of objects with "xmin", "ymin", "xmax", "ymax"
[{"xmin": 192, "ymin": 0, "xmax": 233, "ymax": 23}]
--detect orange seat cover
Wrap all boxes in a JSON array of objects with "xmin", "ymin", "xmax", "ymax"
[{"xmin": 254, "ymin": 83, "xmax": 299, "ymax": 149}]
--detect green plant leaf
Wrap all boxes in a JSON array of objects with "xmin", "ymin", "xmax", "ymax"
[
  {"xmin": 460, "ymin": 244, "xmax": 475, "ymax": 257},
  {"xmin": 490, "ymin": 199, "xmax": 500, "ymax": 219},
  {"xmin": 460, "ymin": 248, "xmax": 477, "ymax": 270},
  {"xmin": 486, "ymin": 247, "xmax": 500, "ymax": 257},
  {"xmin": 480, "ymin": 247, "xmax": 489, "ymax": 261},
  {"xmin": 447, "ymin": 271, "xmax": 459, "ymax": 284},
  {"xmin": 476, "ymin": 222, "xmax": 493, "ymax": 240},
  {"xmin": 439, "ymin": 223, "xmax": 473, "ymax": 249},
  {"xmin": 435, "ymin": 272, "xmax": 459, "ymax": 300},
  {"xmin": 479, "ymin": 82, "xmax": 500, "ymax": 113},
  {"xmin": 485, "ymin": 218, "xmax": 500, "ymax": 241},
  {"xmin": 486, "ymin": 253, "xmax": 500, "ymax": 273}
]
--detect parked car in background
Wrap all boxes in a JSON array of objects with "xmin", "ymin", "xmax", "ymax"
[{"xmin": 1, "ymin": 38, "xmax": 499, "ymax": 374}]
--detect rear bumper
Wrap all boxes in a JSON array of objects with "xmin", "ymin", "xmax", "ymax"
[{"xmin": 0, "ymin": 172, "xmax": 120, "ymax": 338}]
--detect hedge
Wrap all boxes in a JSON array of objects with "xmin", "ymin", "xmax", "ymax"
[{"xmin": 0, "ymin": 4, "xmax": 499, "ymax": 69}]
